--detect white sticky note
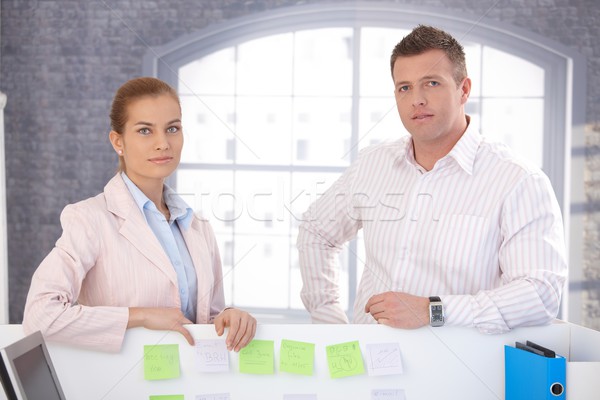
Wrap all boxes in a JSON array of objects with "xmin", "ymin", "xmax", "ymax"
[
  {"xmin": 366, "ymin": 343, "xmax": 403, "ymax": 376},
  {"xmin": 282, "ymin": 395, "xmax": 318, "ymax": 400},
  {"xmin": 195, "ymin": 394, "xmax": 231, "ymax": 400},
  {"xmin": 371, "ymin": 389, "xmax": 406, "ymax": 400},
  {"xmin": 196, "ymin": 339, "xmax": 229, "ymax": 373}
]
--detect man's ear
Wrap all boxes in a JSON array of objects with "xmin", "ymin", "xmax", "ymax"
[
  {"xmin": 109, "ymin": 130, "xmax": 123, "ymax": 154},
  {"xmin": 460, "ymin": 77, "xmax": 471, "ymax": 104}
]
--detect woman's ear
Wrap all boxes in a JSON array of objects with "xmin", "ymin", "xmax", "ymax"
[{"xmin": 109, "ymin": 130, "xmax": 123, "ymax": 155}]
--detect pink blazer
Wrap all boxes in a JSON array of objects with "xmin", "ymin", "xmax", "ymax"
[{"xmin": 23, "ymin": 174, "xmax": 226, "ymax": 352}]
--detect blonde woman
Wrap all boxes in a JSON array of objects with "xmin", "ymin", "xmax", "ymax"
[{"xmin": 23, "ymin": 77, "xmax": 256, "ymax": 352}]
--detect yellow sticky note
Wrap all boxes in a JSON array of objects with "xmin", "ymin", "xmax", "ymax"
[
  {"xmin": 144, "ymin": 344, "xmax": 180, "ymax": 380},
  {"xmin": 149, "ymin": 396, "xmax": 184, "ymax": 400},
  {"xmin": 280, "ymin": 339, "xmax": 315, "ymax": 376},
  {"xmin": 326, "ymin": 340, "xmax": 365, "ymax": 378},
  {"xmin": 239, "ymin": 339, "xmax": 274, "ymax": 374}
]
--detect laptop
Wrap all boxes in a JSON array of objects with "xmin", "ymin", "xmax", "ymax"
[{"xmin": 0, "ymin": 331, "xmax": 66, "ymax": 400}]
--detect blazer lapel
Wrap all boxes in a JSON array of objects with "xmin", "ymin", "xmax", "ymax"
[
  {"xmin": 104, "ymin": 175, "xmax": 178, "ymax": 286},
  {"xmin": 181, "ymin": 216, "xmax": 215, "ymax": 323}
]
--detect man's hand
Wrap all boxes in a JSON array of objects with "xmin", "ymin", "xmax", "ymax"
[
  {"xmin": 364, "ymin": 291, "xmax": 430, "ymax": 328},
  {"xmin": 214, "ymin": 308, "xmax": 257, "ymax": 352}
]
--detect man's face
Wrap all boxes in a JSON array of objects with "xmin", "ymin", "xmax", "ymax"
[{"xmin": 392, "ymin": 49, "xmax": 470, "ymax": 148}]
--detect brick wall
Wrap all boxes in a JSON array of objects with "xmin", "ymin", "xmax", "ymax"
[{"xmin": 1, "ymin": 0, "xmax": 598, "ymax": 327}]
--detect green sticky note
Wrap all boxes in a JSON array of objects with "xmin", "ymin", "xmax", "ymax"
[
  {"xmin": 279, "ymin": 339, "xmax": 315, "ymax": 376},
  {"xmin": 144, "ymin": 344, "xmax": 180, "ymax": 380},
  {"xmin": 326, "ymin": 340, "xmax": 365, "ymax": 378},
  {"xmin": 149, "ymin": 396, "xmax": 184, "ymax": 400},
  {"xmin": 239, "ymin": 339, "xmax": 274, "ymax": 374}
]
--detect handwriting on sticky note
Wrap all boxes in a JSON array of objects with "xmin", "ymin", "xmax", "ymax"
[
  {"xmin": 371, "ymin": 389, "xmax": 406, "ymax": 400},
  {"xmin": 366, "ymin": 343, "xmax": 403, "ymax": 376},
  {"xmin": 239, "ymin": 339, "xmax": 274, "ymax": 374},
  {"xmin": 326, "ymin": 340, "xmax": 365, "ymax": 378},
  {"xmin": 144, "ymin": 344, "xmax": 180, "ymax": 380},
  {"xmin": 280, "ymin": 339, "xmax": 315, "ymax": 376},
  {"xmin": 196, "ymin": 339, "xmax": 229, "ymax": 373},
  {"xmin": 149, "ymin": 395, "xmax": 184, "ymax": 400},
  {"xmin": 195, "ymin": 394, "xmax": 231, "ymax": 400}
]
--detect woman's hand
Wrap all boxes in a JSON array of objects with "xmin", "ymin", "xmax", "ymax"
[
  {"xmin": 128, "ymin": 307, "xmax": 194, "ymax": 345},
  {"xmin": 214, "ymin": 308, "xmax": 257, "ymax": 352}
]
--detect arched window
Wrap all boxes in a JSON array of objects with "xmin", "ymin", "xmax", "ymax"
[{"xmin": 144, "ymin": 4, "xmax": 585, "ymax": 322}]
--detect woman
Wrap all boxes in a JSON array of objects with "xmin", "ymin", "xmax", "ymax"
[{"xmin": 23, "ymin": 77, "xmax": 256, "ymax": 353}]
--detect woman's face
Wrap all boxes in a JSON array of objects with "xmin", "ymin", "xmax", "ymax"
[{"xmin": 111, "ymin": 94, "xmax": 183, "ymax": 187}]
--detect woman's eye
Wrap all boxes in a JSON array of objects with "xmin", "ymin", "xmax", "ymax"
[
  {"xmin": 139, "ymin": 127, "xmax": 151, "ymax": 135},
  {"xmin": 167, "ymin": 126, "xmax": 179, "ymax": 134}
]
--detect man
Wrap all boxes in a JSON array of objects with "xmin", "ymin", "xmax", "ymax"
[{"xmin": 297, "ymin": 25, "xmax": 567, "ymax": 333}]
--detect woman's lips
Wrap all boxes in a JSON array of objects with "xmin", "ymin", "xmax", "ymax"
[{"xmin": 148, "ymin": 157, "xmax": 173, "ymax": 164}]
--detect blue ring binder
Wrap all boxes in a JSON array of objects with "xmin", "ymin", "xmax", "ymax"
[{"xmin": 505, "ymin": 345, "xmax": 566, "ymax": 399}]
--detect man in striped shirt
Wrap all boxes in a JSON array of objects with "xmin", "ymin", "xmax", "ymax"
[{"xmin": 297, "ymin": 25, "xmax": 567, "ymax": 334}]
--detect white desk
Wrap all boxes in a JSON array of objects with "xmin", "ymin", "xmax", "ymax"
[{"xmin": 1, "ymin": 321, "xmax": 599, "ymax": 399}]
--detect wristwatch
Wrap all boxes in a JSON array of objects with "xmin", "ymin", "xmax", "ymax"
[{"xmin": 429, "ymin": 296, "xmax": 445, "ymax": 327}]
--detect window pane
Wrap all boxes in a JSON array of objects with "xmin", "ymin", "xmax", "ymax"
[
  {"xmin": 235, "ymin": 97, "xmax": 292, "ymax": 164},
  {"xmin": 180, "ymin": 95, "xmax": 236, "ymax": 164},
  {"xmin": 232, "ymin": 235, "xmax": 291, "ymax": 308},
  {"xmin": 294, "ymin": 28, "xmax": 353, "ymax": 96},
  {"xmin": 237, "ymin": 34, "xmax": 294, "ymax": 95},
  {"xmin": 179, "ymin": 48, "xmax": 236, "ymax": 95},
  {"xmin": 293, "ymin": 97, "xmax": 352, "ymax": 166},
  {"xmin": 481, "ymin": 98, "xmax": 544, "ymax": 167},
  {"xmin": 358, "ymin": 98, "xmax": 407, "ymax": 150},
  {"xmin": 233, "ymin": 171, "xmax": 290, "ymax": 236},
  {"xmin": 482, "ymin": 47, "xmax": 545, "ymax": 97},
  {"xmin": 360, "ymin": 28, "xmax": 410, "ymax": 96},
  {"xmin": 463, "ymin": 43, "xmax": 482, "ymax": 98}
]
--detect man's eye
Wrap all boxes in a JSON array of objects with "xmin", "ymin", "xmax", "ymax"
[
  {"xmin": 428, "ymin": 81, "xmax": 440, "ymax": 87},
  {"xmin": 398, "ymin": 85, "xmax": 409, "ymax": 92}
]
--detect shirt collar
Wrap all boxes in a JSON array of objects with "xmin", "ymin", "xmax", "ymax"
[
  {"xmin": 121, "ymin": 172, "xmax": 194, "ymax": 229},
  {"xmin": 402, "ymin": 115, "xmax": 481, "ymax": 175}
]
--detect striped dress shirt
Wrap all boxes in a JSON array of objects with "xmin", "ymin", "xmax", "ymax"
[{"xmin": 297, "ymin": 120, "xmax": 567, "ymax": 333}]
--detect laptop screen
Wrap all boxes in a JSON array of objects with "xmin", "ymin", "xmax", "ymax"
[
  {"xmin": 12, "ymin": 344, "xmax": 62, "ymax": 400},
  {"xmin": 0, "ymin": 331, "xmax": 66, "ymax": 400}
]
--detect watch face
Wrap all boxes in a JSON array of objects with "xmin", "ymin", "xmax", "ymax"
[{"xmin": 430, "ymin": 303, "xmax": 444, "ymax": 326}]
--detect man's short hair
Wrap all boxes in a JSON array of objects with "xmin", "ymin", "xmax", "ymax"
[{"xmin": 390, "ymin": 25, "xmax": 467, "ymax": 86}]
